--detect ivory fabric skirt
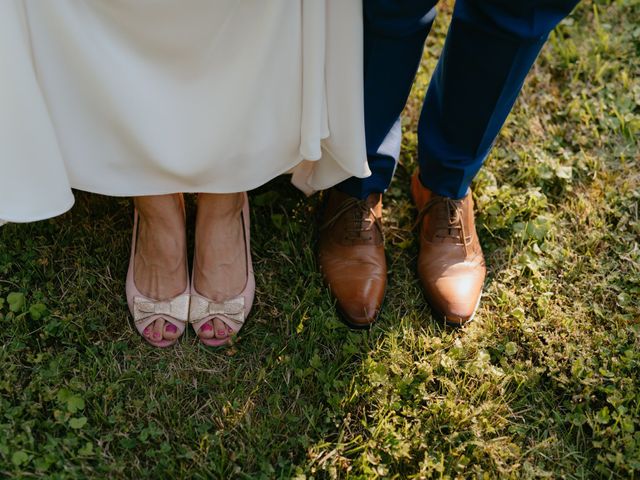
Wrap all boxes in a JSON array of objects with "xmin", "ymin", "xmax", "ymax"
[{"xmin": 0, "ymin": 0, "xmax": 369, "ymax": 223}]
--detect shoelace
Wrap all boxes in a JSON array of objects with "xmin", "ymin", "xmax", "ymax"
[
  {"xmin": 414, "ymin": 196, "xmax": 470, "ymax": 256},
  {"xmin": 320, "ymin": 197, "xmax": 382, "ymax": 241}
]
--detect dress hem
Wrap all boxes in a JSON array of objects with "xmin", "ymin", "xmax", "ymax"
[
  {"xmin": 1, "ymin": 144, "xmax": 370, "ymax": 223},
  {"xmin": 0, "ymin": 195, "xmax": 75, "ymax": 225}
]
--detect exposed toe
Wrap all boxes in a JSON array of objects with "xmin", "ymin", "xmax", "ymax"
[
  {"xmin": 198, "ymin": 321, "xmax": 215, "ymax": 339},
  {"xmin": 143, "ymin": 325, "xmax": 153, "ymax": 338},
  {"xmin": 163, "ymin": 321, "xmax": 180, "ymax": 341},
  {"xmin": 213, "ymin": 317, "xmax": 230, "ymax": 339},
  {"xmin": 151, "ymin": 318, "xmax": 164, "ymax": 342}
]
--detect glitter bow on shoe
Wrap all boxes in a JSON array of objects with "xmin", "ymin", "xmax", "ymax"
[
  {"xmin": 188, "ymin": 295, "xmax": 245, "ymax": 327},
  {"xmin": 133, "ymin": 294, "xmax": 191, "ymax": 326}
]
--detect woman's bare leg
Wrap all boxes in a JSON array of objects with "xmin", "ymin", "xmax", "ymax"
[
  {"xmin": 133, "ymin": 193, "xmax": 188, "ymax": 342},
  {"xmin": 193, "ymin": 192, "xmax": 247, "ymax": 341}
]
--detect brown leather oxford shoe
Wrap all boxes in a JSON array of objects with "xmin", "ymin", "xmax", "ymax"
[
  {"xmin": 411, "ymin": 173, "xmax": 485, "ymax": 326},
  {"xmin": 318, "ymin": 189, "xmax": 387, "ymax": 328}
]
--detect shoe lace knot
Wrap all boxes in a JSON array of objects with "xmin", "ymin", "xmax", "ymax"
[
  {"xmin": 321, "ymin": 198, "xmax": 381, "ymax": 241},
  {"xmin": 414, "ymin": 196, "xmax": 470, "ymax": 256}
]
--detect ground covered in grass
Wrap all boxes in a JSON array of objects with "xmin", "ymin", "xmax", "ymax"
[{"xmin": 1, "ymin": 1, "xmax": 639, "ymax": 478}]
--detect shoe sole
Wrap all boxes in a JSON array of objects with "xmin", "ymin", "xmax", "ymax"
[{"xmin": 336, "ymin": 307, "xmax": 375, "ymax": 330}]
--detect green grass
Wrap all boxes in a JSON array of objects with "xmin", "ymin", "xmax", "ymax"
[{"xmin": 1, "ymin": 1, "xmax": 639, "ymax": 478}]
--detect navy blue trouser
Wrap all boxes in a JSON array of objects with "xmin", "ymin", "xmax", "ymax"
[{"xmin": 337, "ymin": 0, "xmax": 580, "ymax": 200}]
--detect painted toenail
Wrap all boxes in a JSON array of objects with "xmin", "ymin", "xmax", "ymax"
[
  {"xmin": 201, "ymin": 323, "xmax": 213, "ymax": 332},
  {"xmin": 166, "ymin": 324, "xmax": 177, "ymax": 333},
  {"xmin": 217, "ymin": 330, "xmax": 226, "ymax": 336},
  {"xmin": 153, "ymin": 332, "xmax": 161, "ymax": 340}
]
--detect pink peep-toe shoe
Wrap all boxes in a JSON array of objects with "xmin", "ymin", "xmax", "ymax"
[
  {"xmin": 126, "ymin": 210, "xmax": 190, "ymax": 348},
  {"xmin": 189, "ymin": 192, "xmax": 255, "ymax": 347}
]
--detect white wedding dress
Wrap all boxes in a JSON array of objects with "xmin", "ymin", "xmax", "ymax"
[{"xmin": 0, "ymin": 0, "xmax": 369, "ymax": 223}]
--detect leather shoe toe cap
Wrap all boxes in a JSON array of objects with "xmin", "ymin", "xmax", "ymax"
[
  {"xmin": 421, "ymin": 268, "xmax": 483, "ymax": 324},
  {"xmin": 331, "ymin": 276, "xmax": 384, "ymax": 327}
]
